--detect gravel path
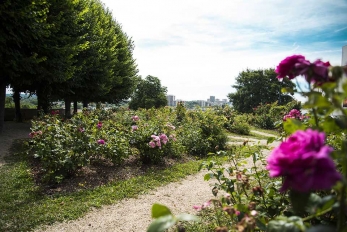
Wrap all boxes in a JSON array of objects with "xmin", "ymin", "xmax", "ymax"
[
  {"xmin": 36, "ymin": 133, "xmax": 280, "ymax": 232},
  {"xmin": 37, "ymin": 170, "xmax": 220, "ymax": 232},
  {"xmin": 0, "ymin": 121, "xmax": 31, "ymax": 166}
]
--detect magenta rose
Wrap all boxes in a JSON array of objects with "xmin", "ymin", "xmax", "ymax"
[
  {"xmin": 97, "ymin": 139, "xmax": 105, "ymax": 145},
  {"xmin": 275, "ymin": 55, "xmax": 310, "ymax": 79},
  {"xmin": 308, "ymin": 59, "xmax": 330, "ymax": 85},
  {"xmin": 267, "ymin": 129, "xmax": 341, "ymax": 192},
  {"xmin": 97, "ymin": 121, "xmax": 102, "ymax": 129}
]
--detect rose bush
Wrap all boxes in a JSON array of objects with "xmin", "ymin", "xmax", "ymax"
[
  {"xmin": 178, "ymin": 108, "xmax": 228, "ymax": 156},
  {"xmin": 28, "ymin": 109, "xmax": 131, "ymax": 182},
  {"xmin": 128, "ymin": 107, "xmax": 184, "ymax": 164},
  {"xmin": 28, "ymin": 105, "xmax": 230, "ymax": 182}
]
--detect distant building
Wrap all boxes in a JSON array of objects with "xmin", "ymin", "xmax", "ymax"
[
  {"xmin": 197, "ymin": 100, "xmax": 206, "ymax": 107},
  {"xmin": 343, "ymin": 45, "xmax": 347, "ymax": 66},
  {"xmin": 166, "ymin": 95, "xmax": 176, "ymax": 107},
  {"xmin": 209, "ymin": 96, "xmax": 215, "ymax": 103}
]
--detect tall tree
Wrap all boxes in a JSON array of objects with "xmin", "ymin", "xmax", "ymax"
[
  {"xmin": 95, "ymin": 22, "xmax": 138, "ymax": 104},
  {"xmin": 0, "ymin": 0, "xmax": 49, "ymax": 132},
  {"xmin": 129, "ymin": 75, "xmax": 168, "ymax": 110},
  {"xmin": 33, "ymin": 0, "xmax": 90, "ymax": 113},
  {"xmin": 54, "ymin": 0, "xmax": 138, "ymax": 111},
  {"xmin": 228, "ymin": 68, "xmax": 295, "ymax": 113}
]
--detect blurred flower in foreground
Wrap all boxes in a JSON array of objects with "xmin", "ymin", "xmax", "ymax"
[{"xmin": 267, "ymin": 129, "xmax": 341, "ymax": 192}]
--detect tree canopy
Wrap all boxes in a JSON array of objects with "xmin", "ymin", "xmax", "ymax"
[
  {"xmin": 129, "ymin": 75, "xmax": 168, "ymax": 110},
  {"xmin": 0, "ymin": 0, "xmax": 138, "ymax": 132},
  {"xmin": 228, "ymin": 68, "xmax": 295, "ymax": 113}
]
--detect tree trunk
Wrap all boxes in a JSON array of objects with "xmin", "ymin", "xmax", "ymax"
[
  {"xmin": 13, "ymin": 89, "xmax": 22, "ymax": 122},
  {"xmin": 65, "ymin": 98, "xmax": 71, "ymax": 118},
  {"xmin": 96, "ymin": 102, "xmax": 101, "ymax": 109},
  {"xmin": 73, "ymin": 100, "xmax": 77, "ymax": 114},
  {"xmin": 83, "ymin": 100, "xmax": 88, "ymax": 108},
  {"xmin": 37, "ymin": 85, "xmax": 50, "ymax": 115},
  {"xmin": 0, "ymin": 81, "xmax": 6, "ymax": 133}
]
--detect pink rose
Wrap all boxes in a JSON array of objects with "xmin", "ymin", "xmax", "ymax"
[
  {"xmin": 149, "ymin": 141, "xmax": 156, "ymax": 148},
  {"xmin": 132, "ymin": 115, "xmax": 139, "ymax": 121}
]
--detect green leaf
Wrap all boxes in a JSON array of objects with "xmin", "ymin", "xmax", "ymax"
[
  {"xmin": 176, "ymin": 213, "xmax": 200, "ymax": 222},
  {"xmin": 322, "ymin": 117, "xmax": 340, "ymax": 133},
  {"xmin": 289, "ymin": 190, "xmax": 310, "ymax": 214},
  {"xmin": 204, "ymin": 173, "xmax": 213, "ymax": 181},
  {"xmin": 283, "ymin": 119, "xmax": 306, "ymax": 134},
  {"xmin": 235, "ymin": 204, "xmax": 248, "ymax": 212},
  {"xmin": 281, "ymin": 87, "xmax": 294, "ymax": 94},
  {"xmin": 198, "ymin": 163, "xmax": 205, "ymax": 171},
  {"xmin": 147, "ymin": 215, "xmax": 176, "ymax": 232},
  {"xmin": 256, "ymin": 218, "xmax": 267, "ymax": 231},
  {"xmin": 252, "ymin": 153, "xmax": 259, "ymax": 163},
  {"xmin": 267, "ymin": 137, "xmax": 276, "ymax": 144},
  {"xmin": 306, "ymin": 193, "xmax": 322, "ymax": 214},
  {"xmin": 267, "ymin": 216, "xmax": 304, "ymax": 232},
  {"xmin": 316, "ymin": 195, "xmax": 335, "ymax": 215},
  {"xmin": 151, "ymin": 203, "xmax": 172, "ymax": 218}
]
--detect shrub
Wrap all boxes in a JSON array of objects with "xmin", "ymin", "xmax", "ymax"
[
  {"xmin": 252, "ymin": 100, "xmax": 302, "ymax": 129},
  {"xmin": 129, "ymin": 108, "xmax": 183, "ymax": 164},
  {"xmin": 229, "ymin": 114, "xmax": 250, "ymax": 135},
  {"xmin": 28, "ymin": 110, "xmax": 130, "ymax": 182},
  {"xmin": 179, "ymin": 108, "xmax": 228, "ymax": 156}
]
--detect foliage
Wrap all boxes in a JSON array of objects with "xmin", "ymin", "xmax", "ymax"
[
  {"xmin": 229, "ymin": 114, "xmax": 251, "ymax": 135},
  {"xmin": 178, "ymin": 108, "xmax": 228, "ymax": 156},
  {"xmin": 5, "ymin": 95, "xmax": 38, "ymax": 109},
  {"xmin": 228, "ymin": 68, "xmax": 295, "ymax": 113},
  {"xmin": 129, "ymin": 75, "xmax": 168, "ymax": 110},
  {"xmin": 252, "ymin": 100, "xmax": 302, "ymax": 130},
  {"xmin": 0, "ymin": 0, "xmax": 138, "ymax": 131},
  {"xmin": 56, "ymin": 0, "xmax": 138, "ymax": 106},
  {"xmin": 175, "ymin": 101, "xmax": 186, "ymax": 124},
  {"xmin": 0, "ymin": 0, "xmax": 50, "ymax": 131}
]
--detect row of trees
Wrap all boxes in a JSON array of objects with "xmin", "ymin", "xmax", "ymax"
[{"xmin": 0, "ymin": 0, "xmax": 138, "ymax": 132}]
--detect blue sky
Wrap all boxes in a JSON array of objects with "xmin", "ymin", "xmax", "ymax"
[{"xmin": 100, "ymin": 0, "xmax": 347, "ymax": 101}]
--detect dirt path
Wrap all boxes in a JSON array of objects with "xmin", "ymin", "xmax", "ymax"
[
  {"xmin": 0, "ymin": 121, "xmax": 31, "ymax": 166},
  {"xmin": 36, "ymin": 135, "xmax": 280, "ymax": 232},
  {"xmin": 250, "ymin": 130, "xmax": 278, "ymax": 138}
]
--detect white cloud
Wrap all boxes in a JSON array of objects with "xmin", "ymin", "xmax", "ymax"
[{"xmin": 102, "ymin": 0, "xmax": 347, "ymax": 100}]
